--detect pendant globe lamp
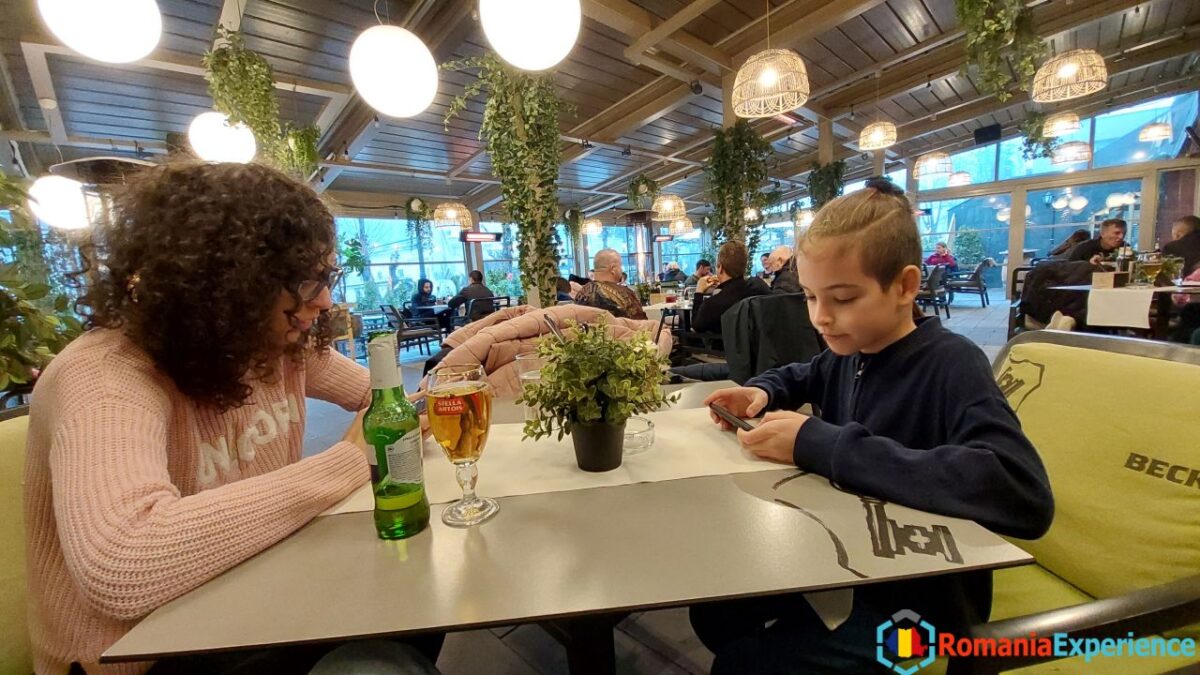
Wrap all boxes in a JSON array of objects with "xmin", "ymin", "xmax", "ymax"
[
  {"xmin": 37, "ymin": 0, "xmax": 161, "ymax": 63},
  {"xmin": 731, "ymin": 0, "xmax": 808, "ymax": 118},
  {"xmin": 1032, "ymin": 49, "xmax": 1107, "ymax": 103},
  {"xmin": 188, "ymin": 112, "xmax": 256, "ymax": 163},
  {"xmin": 480, "ymin": 0, "xmax": 580, "ymax": 71},
  {"xmin": 27, "ymin": 175, "xmax": 91, "ymax": 230},
  {"xmin": 914, "ymin": 151, "xmax": 953, "ymax": 178},
  {"xmin": 349, "ymin": 25, "xmax": 437, "ymax": 118},
  {"xmin": 668, "ymin": 217, "xmax": 694, "ymax": 236},
  {"xmin": 582, "ymin": 217, "xmax": 603, "ymax": 236},
  {"xmin": 859, "ymin": 121, "xmax": 897, "ymax": 151}
]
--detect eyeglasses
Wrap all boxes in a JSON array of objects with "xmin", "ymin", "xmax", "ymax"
[{"xmin": 296, "ymin": 266, "xmax": 343, "ymax": 303}]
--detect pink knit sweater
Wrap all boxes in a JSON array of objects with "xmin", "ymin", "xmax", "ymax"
[{"xmin": 23, "ymin": 329, "xmax": 371, "ymax": 675}]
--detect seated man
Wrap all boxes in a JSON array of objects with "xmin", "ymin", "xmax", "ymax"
[
  {"xmin": 685, "ymin": 259, "xmax": 713, "ymax": 286},
  {"xmin": 692, "ymin": 241, "xmax": 770, "ymax": 333},
  {"xmin": 446, "ymin": 269, "xmax": 495, "ymax": 324},
  {"xmin": 574, "ymin": 248, "xmax": 647, "ymax": 320},
  {"xmin": 1164, "ymin": 215, "xmax": 1200, "ymax": 275},
  {"xmin": 663, "ymin": 261, "xmax": 688, "ymax": 284},
  {"xmin": 767, "ymin": 245, "xmax": 801, "ymax": 294},
  {"xmin": 1067, "ymin": 218, "xmax": 1127, "ymax": 263},
  {"xmin": 759, "ymin": 252, "xmax": 774, "ymax": 281}
]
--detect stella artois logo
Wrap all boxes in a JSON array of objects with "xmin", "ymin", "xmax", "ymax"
[{"xmin": 434, "ymin": 396, "xmax": 467, "ymax": 416}]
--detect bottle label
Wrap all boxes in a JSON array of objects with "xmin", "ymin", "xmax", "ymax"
[{"xmin": 385, "ymin": 428, "xmax": 424, "ymax": 485}]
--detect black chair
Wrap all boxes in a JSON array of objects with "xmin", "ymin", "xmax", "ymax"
[
  {"xmin": 380, "ymin": 304, "xmax": 440, "ymax": 356},
  {"xmin": 946, "ymin": 258, "xmax": 995, "ymax": 307},
  {"xmin": 1007, "ymin": 265, "xmax": 1034, "ymax": 340},
  {"xmin": 916, "ymin": 265, "xmax": 951, "ymax": 319}
]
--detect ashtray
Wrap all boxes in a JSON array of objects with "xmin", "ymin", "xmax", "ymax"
[{"xmin": 624, "ymin": 416, "xmax": 655, "ymax": 455}]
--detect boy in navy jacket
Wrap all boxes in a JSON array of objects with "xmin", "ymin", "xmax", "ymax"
[{"xmin": 693, "ymin": 178, "xmax": 1054, "ymax": 674}]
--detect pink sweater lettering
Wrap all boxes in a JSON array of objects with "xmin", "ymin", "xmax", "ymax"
[{"xmin": 23, "ymin": 330, "xmax": 371, "ymax": 674}]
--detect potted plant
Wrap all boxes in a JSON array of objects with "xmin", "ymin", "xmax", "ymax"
[{"xmin": 518, "ymin": 319, "xmax": 676, "ymax": 472}]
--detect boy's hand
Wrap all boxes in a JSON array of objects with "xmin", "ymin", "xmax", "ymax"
[
  {"xmin": 704, "ymin": 386, "xmax": 769, "ymax": 430},
  {"xmin": 736, "ymin": 411, "xmax": 809, "ymax": 464}
]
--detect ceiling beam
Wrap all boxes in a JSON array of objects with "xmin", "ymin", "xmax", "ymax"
[
  {"xmin": 2, "ymin": 129, "xmax": 169, "ymax": 154},
  {"xmin": 820, "ymin": 0, "xmax": 1147, "ymax": 118},
  {"xmin": 583, "ymin": 0, "xmax": 730, "ymax": 75},
  {"xmin": 19, "ymin": 43, "xmax": 66, "ymax": 144},
  {"xmin": 730, "ymin": 0, "xmax": 890, "ymax": 66},
  {"xmin": 624, "ymin": 0, "xmax": 724, "ymax": 65}
]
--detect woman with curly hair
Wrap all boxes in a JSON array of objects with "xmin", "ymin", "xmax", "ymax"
[{"xmin": 22, "ymin": 162, "xmax": 441, "ymax": 675}]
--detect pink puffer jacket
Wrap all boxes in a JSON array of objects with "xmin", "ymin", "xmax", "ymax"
[{"xmin": 425, "ymin": 304, "xmax": 672, "ymax": 398}]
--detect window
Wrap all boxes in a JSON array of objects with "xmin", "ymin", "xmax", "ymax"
[
  {"xmin": 998, "ymin": 118, "xmax": 1093, "ymax": 181},
  {"xmin": 1027, "ymin": 179, "xmax": 1142, "ymax": 258},
  {"xmin": 479, "ymin": 222, "xmax": 574, "ymax": 298},
  {"xmin": 1093, "ymin": 92, "xmax": 1199, "ymax": 168},
  {"xmin": 584, "ymin": 224, "xmax": 650, "ymax": 283},
  {"xmin": 659, "ymin": 228, "xmax": 707, "ymax": 278},
  {"xmin": 918, "ymin": 144, "xmax": 997, "ymax": 191},
  {"xmin": 334, "ymin": 216, "xmax": 467, "ymax": 308},
  {"xmin": 918, "ymin": 194, "xmax": 1011, "ymax": 289}
]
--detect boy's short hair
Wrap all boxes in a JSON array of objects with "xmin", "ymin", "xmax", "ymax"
[
  {"xmin": 718, "ymin": 241, "xmax": 749, "ymax": 278},
  {"xmin": 798, "ymin": 177, "xmax": 921, "ymax": 289},
  {"xmin": 1101, "ymin": 218, "xmax": 1127, "ymax": 231},
  {"xmin": 696, "ymin": 259, "xmax": 711, "ymax": 270},
  {"xmin": 1176, "ymin": 215, "xmax": 1200, "ymax": 233}
]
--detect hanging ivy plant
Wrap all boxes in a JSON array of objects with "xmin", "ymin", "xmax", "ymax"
[
  {"xmin": 561, "ymin": 206, "xmax": 582, "ymax": 242},
  {"xmin": 339, "ymin": 237, "xmax": 367, "ymax": 276},
  {"xmin": 626, "ymin": 174, "xmax": 660, "ymax": 211},
  {"xmin": 955, "ymin": 0, "xmax": 1046, "ymax": 102},
  {"xmin": 807, "ymin": 160, "xmax": 847, "ymax": 210},
  {"xmin": 203, "ymin": 28, "xmax": 319, "ymax": 178},
  {"xmin": 404, "ymin": 196, "xmax": 432, "ymax": 248},
  {"xmin": 1018, "ymin": 111, "xmax": 1059, "ymax": 161},
  {"xmin": 444, "ymin": 54, "xmax": 564, "ymax": 307},
  {"xmin": 704, "ymin": 120, "xmax": 773, "ymax": 252}
]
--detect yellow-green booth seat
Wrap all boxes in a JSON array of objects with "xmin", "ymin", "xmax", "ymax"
[
  {"xmin": 939, "ymin": 332, "xmax": 1200, "ymax": 675},
  {"xmin": 0, "ymin": 407, "xmax": 31, "ymax": 675}
]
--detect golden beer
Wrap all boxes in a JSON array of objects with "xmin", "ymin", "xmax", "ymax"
[{"xmin": 428, "ymin": 381, "xmax": 493, "ymax": 464}]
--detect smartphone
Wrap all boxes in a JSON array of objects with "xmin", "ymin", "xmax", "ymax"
[{"xmin": 709, "ymin": 403, "xmax": 755, "ymax": 432}]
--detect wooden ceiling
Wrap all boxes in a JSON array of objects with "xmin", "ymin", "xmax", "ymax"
[{"xmin": 1, "ymin": 0, "xmax": 1197, "ymax": 219}]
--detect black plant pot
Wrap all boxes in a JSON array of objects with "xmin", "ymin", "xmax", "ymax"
[{"xmin": 571, "ymin": 420, "xmax": 626, "ymax": 472}]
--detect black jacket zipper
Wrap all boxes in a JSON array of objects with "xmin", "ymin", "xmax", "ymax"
[{"xmin": 849, "ymin": 356, "xmax": 868, "ymax": 420}]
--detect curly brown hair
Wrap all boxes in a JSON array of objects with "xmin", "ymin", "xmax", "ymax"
[{"xmin": 77, "ymin": 161, "xmax": 338, "ymax": 411}]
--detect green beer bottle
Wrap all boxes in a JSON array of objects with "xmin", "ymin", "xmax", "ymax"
[{"xmin": 365, "ymin": 334, "xmax": 430, "ymax": 539}]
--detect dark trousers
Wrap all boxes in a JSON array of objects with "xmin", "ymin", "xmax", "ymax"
[
  {"xmin": 690, "ymin": 592, "xmax": 894, "ymax": 674},
  {"xmin": 1170, "ymin": 303, "xmax": 1200, "ymax": 344}
]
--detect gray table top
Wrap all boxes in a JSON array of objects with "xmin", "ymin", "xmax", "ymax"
[{"xmin": 104, "ymin": 381, "xmax": 1032, "ymax": 662}]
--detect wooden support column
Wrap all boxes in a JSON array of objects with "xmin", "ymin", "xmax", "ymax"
[
  {"xmin": 1007, "ymin": 189, "xmax": 1028, "ymax": 301},
  {"xmin": 1139, "ymin": 171, "xmax": 1159, "ymax": 250},
  {"xmin": 872, "ymin": 150, "xmax": 885, "ymax": 176},
  {"xmin": 722, "ymin": 73, "xmax": 737, "ymax": 128},
  {"xmin": 817, "ymin": 116, "xmax": 834, "ymax": 165}
]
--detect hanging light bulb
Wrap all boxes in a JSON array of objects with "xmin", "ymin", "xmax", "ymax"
[
  {"xmin": 38, "ymin": 0, "xmax": 162, "ymax": 64},
  {"xmin": 1105, "ymin": 193, "xmax": 1125, "ymax": 209},
  {"xmin": 349, "ymin": 25, "xmax": 438, "ymax": 118},
  {"xmin": 650, "ymin": 194, "xmax": 686, "ymax": 221},
  {"xmin": 996, "ymin": 208, "xmax": 1011, "ymax": 223},
  {"xmin": 27, "ymin": 175, "xmax": 90, "ymax": 230},
  {"xmin": 1042, "ymin": 112, "xmax": 1081, "ymax": 138},
  {"xmin": 1068, "ymin": 195, "xmax": 1088, "ymax": 211},
  {"xmin": 480, "ymin": 0, "xmax": 580, "ymax": 71},
  {"xmin": 1052, "ymin": 195, "xmax": 1070, "ymax": 210},
  {"xmin": 914, "ymin": 151, "xmax": 953, "ymax": 178},
  {"xmin": 858, "ymin": 121, "xmax": 897, "ymax": 151},
  {"xmin": 1051, "ymin": 141, "xmax": 1092, "ymax": 165},
  {"xmin": 732, "ymin": 49, "xmax": 808, "ymax": 119},
  {"xmin": 794, "ymin": 208, "xmax": 815, "ymax": 228},
  {"xmin": 948, "ymin": 171, "xmax": 972, "ymax": 187},
  {"xmin": 582, "ymin": 217, "xmax": 603, "ymax": 235},
  {"xmin": 1032, "ymin": 49, "xmax": 1107, "ymax": 103},
  {"xmin": 744, "ymin": 206, "xmax": 760, "ymax": 222},
  {"xmin": 432, "ymin": 201, "xmax": 472, "ymax": 229},
  {"xmin": 188, "ymin": 112, "xmax": 257, "ymax": 163},
  {"xmin": 1138, "ymin": 121, "xmax": 1172, "ymax": 142}
]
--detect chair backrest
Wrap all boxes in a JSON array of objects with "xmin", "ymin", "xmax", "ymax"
[
  {"xmin": 924, "ymin": 265, "xmax": 945, "ymax": 291},
  {"xmin": 380, "ymin": 304, "xmax": 403, "ymax": 330},
  {"xmin": 722, "ymin": 293, "xmax": 822, "ymax": 384},
  {"xmin": 992, "ymin": 332, "xmax": 1200, "ymax": 599},
  {"xmin": 0, "ymin": 408, "xmax": 31, "ymax": 674},
  {"xmin": 1010, "ymin": 265, "xmax": 1033, "ymax": 300}
]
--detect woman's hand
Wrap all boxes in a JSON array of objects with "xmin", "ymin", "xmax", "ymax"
[
  {"xmin": 342, "ymin": 409, "xmax": 370, "ymax": 462},
  {"xmin": 696, "ymin": 275, "xmax": 717, "ymax": 294},
  {"xmin": 704, "ymin": 386, "xmax": 769, "ymax": 430},
  {"xmin": 736, "ymin": 410, "xmax": 810, "ymax": 464}
]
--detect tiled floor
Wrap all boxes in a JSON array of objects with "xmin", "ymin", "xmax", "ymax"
[{"xmin": 304, "ymin": 292, "xmax": 1013, "ymax": 675}]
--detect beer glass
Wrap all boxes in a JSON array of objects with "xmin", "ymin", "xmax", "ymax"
[{"xmin": 427, "ymin": 364, "xmax": 499, "ymax": 527}]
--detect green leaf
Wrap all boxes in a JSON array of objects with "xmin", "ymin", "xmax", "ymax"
[{"xmin": 24, "ymin": 283, "xmax": 50, "ymax": 300}]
